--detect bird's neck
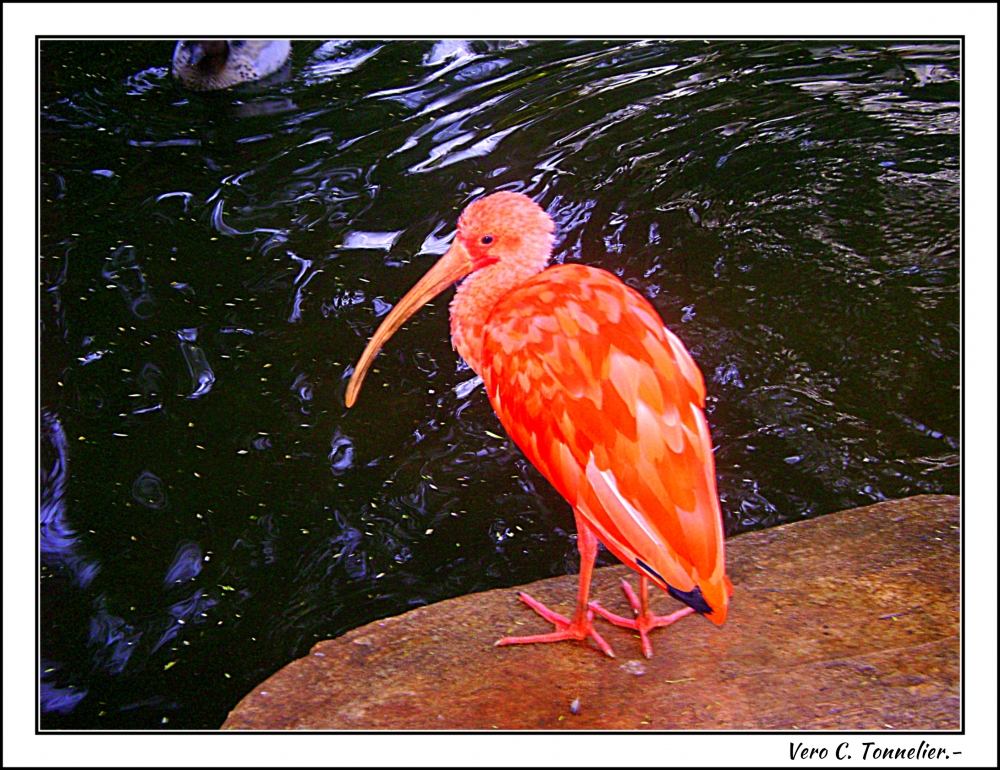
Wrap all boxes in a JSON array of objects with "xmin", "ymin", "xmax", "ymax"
[{"xmin": 449, "ymin": 253, "xmax": 549, "ymax": 376}]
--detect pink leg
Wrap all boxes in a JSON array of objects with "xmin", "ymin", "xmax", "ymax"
[
  {"xmin": 590, "ymin": 575, "xmax": 695, "ymax": 659},
  {"xmin": 494, "ymin": 511, "xmax": 615, "ymax": 657}
]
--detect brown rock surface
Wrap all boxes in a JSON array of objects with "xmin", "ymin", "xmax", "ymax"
[{"xmin": 222, "ymin": 494, "xmax": 959, "ymax": 730}]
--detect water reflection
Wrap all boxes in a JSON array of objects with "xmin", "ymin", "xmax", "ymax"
[
  {"xmin": 40, "ymin": 410, "xmax": 100, "ymax": 588},
  {"xmin": 39, "ymin": 39, "xmax": 959, "ymax": 729},
  {"xmin": 177, "ymin": 328, "xmax": 216, "ymax": 398},
  {"xmin": 302, "ymin": 41, "xmax": 385, "ymax": 86},
  {"xmin": 40, "ymin": 662, "xmax": 88, "ymax": 715},
  {"xmin": 328, "ymin": 429, "xmax": 355, "ymax": 475},
  {"xmin": 131, "ymin": 470, "xmax": 169, "ymax": 510},
  {"xmin": 164, "ymin": 541, "xmax": 203, "ymax": 586}
]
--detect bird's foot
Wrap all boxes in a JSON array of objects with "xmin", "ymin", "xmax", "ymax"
[
  {"xmin": 494, "ymin": 591, "xmax": 616, "ymax": 657},
  {"xmin": 589, "ymin": 578, "xmax": 695, "ymax": 659}
]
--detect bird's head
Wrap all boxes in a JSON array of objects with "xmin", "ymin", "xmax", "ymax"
[
  {"xmin": 345, "ymin": 191, "xmax": 553, "ymax": 407},
  {"xmin": 453, "ymin": 191, "xmax": 555, "ymax": 272}
]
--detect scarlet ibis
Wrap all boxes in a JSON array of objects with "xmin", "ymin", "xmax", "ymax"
[
  {"xmin": 172, "ymin": 40, "xmax": 291, "ymax": 90},
  {"xmin": 346, "ymin": 191, "xmax": 730, "ymax": 658}
]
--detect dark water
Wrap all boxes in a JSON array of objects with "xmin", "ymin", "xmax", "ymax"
[{"xmin": 39, "ymin": 39, "xmax": 960, "ymax": 730}]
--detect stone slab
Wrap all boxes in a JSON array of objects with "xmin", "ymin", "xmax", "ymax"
[{"xmin": 223, "ymin": 495, "xmax": 959, "ymax": 731}]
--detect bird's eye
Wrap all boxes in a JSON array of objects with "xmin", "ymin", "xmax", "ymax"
[{"xmin": 481, "ymin": 235, "xmax": 494, "ymax": 245}]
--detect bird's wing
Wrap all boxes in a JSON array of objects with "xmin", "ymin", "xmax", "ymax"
[{"xmin": 482, "ymin": 264, "xmax": 728, "ymax": 621}]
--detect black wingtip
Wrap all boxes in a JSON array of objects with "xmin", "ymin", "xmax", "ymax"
[
  {"xmin": 667, "ymin": 584, "xmax": 713, "ymax": 616},
  {"xmin": 636, "ymin": 557, "xmax": 714, "ymax": 615}
]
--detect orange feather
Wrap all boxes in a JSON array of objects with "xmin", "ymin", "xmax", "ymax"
[{"xmin": 484, "ymin": 264, "xmax": 728, "ymax": 623}]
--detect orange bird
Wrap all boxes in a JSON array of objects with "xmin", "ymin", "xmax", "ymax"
[{"xmin": 346, "ymin": 191, "xmax": 730, "ymax": 658}]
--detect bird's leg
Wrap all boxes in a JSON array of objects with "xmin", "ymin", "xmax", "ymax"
[
  {"xmin": 494, "ymin": 511, "xmax": 615, "ymax": 657},
  {"xmin": 590, "ymin": 575, "xmax": 695, "ymax": 659}
]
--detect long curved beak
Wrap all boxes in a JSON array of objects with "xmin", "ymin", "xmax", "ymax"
[{"xmin": 345, "ymin": 239, "xmax": 474, "ymax": 407}]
